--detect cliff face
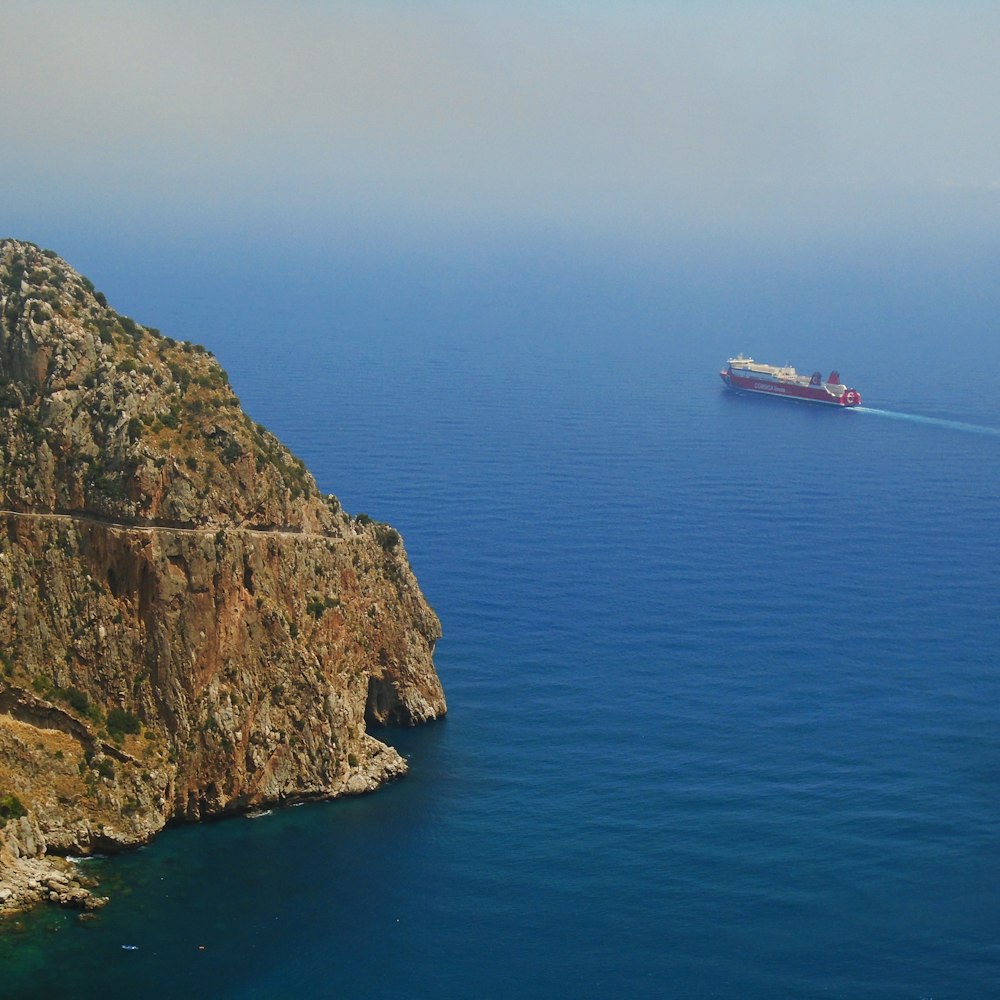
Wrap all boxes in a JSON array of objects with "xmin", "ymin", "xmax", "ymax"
[{"xmin": 0, "ymin": 239, "xmax": 446, "ymax": 913}]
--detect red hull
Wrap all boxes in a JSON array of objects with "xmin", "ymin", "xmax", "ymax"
[{"xmin": 720, "ymin": 369, "xmax": 861, "ymax": 407}]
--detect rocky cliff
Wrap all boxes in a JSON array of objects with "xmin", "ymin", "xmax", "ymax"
[{"xmin": 0, "ymin": 239, "xmax": 446, "ymax": 914}]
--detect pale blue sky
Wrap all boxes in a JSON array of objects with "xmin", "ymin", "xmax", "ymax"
[{"xmin": 3, "ymin": 2, "xmax": 999, "ymax": 246}]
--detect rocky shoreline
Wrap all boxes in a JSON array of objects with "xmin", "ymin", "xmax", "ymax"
[{"xmin": 1, "ymin": 818, "xmax": 107, "ymax": 914}]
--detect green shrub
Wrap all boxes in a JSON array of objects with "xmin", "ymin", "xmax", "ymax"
[
  {"xmin": 107, "ymin": 707, "xmax": 141, "ymax": 741},
  {"xmin": 167, "ymin": 361, "xmax": 190, "ymax": 388},
  {"xmin": 56, "ymin": 686, "xmax": 90, "ymax": 714},
  {"xmin": 0, "ymin": 793, "xmax": 26, "ymax": 823},
  {"xmin": 306, "ymin": 595, "xmax": 339, "ymax": 619},
  {"xmin": 378, "ymin": 527, "xmax": 401, "ymax": 553},
  {"xmin": 2, "ymin": 264, "xmax": 25, "ymax": 295}
]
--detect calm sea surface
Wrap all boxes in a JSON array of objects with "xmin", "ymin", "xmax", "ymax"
[{"xmin": 3, "ymin": 237, "xmax": 1000, "ymax": 998}]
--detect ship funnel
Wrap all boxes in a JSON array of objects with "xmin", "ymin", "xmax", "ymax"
[
  {"xmin": 809, "ymin": 371, "xmax": 821, "ymax": 386},
  {"xmin": 828, "ymin": 370, "xmax": 841, "ymax": 385}
]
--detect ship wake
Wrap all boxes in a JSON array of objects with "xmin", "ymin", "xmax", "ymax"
[{"xmin": 856, "ymin": 407, "xmax": 1000, "ymax": 437}]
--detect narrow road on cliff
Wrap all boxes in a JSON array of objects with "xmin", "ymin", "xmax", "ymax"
[{"xmin": 0, "ymin": 508, "xmax": 344, "ymax": 542}]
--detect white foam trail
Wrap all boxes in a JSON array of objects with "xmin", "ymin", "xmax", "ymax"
[{"xmin": 856, "ymin": 407, "xmax": 1000, "ymax": 437}]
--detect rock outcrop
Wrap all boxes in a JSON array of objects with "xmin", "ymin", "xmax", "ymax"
[{"xmin": 0, "ymin": 239, "xmax": 446, "ymax": 914}]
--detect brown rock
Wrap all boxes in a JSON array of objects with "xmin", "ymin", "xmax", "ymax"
[{"xmin": 0, "ymin": 239, "xmax": 446, "ymax": 913}]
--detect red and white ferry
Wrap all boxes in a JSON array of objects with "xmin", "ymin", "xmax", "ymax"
[{"xmin": 720, "ymin": 355, "xmax": 862, "ymax": 407}]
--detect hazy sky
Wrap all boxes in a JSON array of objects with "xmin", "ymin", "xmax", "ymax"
[{"xmin": 3, "ymin": 2, "xmax": 999, "ymax": 245}]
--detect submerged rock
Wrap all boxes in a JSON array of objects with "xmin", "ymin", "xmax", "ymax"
[{"xmin": 0, "ymin": 239, "xmax": 446, "ymax": 914}]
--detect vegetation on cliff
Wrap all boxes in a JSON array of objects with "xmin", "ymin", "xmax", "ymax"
[
  {"xmin": 0, "ymin": 239, "xmax": 331, "ymax": 528},
  {"xmin": 0, "ymin": 239, "xmax": 446, "ymax": 914}
]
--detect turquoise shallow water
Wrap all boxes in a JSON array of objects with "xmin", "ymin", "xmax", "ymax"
[{"xmin": 3, "ymin": 238, "xmax": 1000, "ymax": 998}]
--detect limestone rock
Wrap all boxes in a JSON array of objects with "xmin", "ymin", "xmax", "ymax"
[{"xmin": 0, "ymin": 239, "xmax": 446, "ymax": 913}]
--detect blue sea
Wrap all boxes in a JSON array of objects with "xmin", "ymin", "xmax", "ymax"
[{"xmin": 3, "ymin": 232, "xmax": 1000, "ymax": 998}]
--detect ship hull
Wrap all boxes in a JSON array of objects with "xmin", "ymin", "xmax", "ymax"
[{"xmin": 720, "ymin": 369, "xmax": 862, "ymax": 407}]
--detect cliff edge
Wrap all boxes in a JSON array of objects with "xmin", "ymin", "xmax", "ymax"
[{"xmin": 0, "ymin": 239, "xmax": 446, "ymax": 914}]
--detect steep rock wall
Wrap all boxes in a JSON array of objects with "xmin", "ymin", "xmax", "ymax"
[{"xmin": 0, "ymin": 240, "xmax": 446, "ymax": 914}]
